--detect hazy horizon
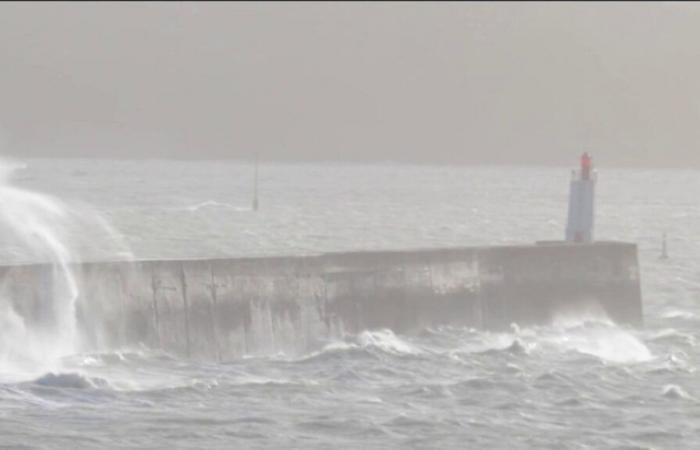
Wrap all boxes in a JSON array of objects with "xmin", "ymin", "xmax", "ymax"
[{"xmin": 1, "ymin": 2, "xmax": 699, "ymax": 168}]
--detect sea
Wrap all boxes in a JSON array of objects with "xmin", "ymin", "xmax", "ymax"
[{"xmin": 0, "ymin": 158, "xmax": 698, "ymax": 449}]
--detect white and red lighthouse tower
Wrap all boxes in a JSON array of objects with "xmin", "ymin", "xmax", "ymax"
[{"xmin": 565, "ymin": 152, "xmax": 596, "ymax": 243}]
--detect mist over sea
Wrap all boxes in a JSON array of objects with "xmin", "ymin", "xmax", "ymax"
[{"xmin": 1, "ymin": 158, "xmax": 699, "ymax": 449}]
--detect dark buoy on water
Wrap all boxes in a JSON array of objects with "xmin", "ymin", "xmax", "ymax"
[
  {"xmin": 660, "ymin": 232, "xmax": 669, "ymax": 260},
  {"xmin": 252, "ymin": 154, "xmax": 259, "ymax": 212}
]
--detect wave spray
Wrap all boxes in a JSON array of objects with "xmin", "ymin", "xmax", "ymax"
[{"xmin": 0, "ymin": 159, "xmax": 129, "ymax": 375}]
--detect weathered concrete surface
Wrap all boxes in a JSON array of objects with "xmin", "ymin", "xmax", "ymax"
[{"xmin": 1, "ymin": 242, "xmax": 642, "ymax": 360}]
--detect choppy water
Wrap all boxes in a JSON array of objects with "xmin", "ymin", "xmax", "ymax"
[{"xmin": 1, "ymin": 159, "xmax": 700, "ymax": 449}]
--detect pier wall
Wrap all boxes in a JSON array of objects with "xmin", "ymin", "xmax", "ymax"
[{"xmin": 0, "ymin": 242, "xmax": 642, "ymax": 360}]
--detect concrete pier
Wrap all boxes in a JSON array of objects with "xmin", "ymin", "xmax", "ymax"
[{"xmin": 0, "ymin": 241, "xmax": 642, "ymax": 360}]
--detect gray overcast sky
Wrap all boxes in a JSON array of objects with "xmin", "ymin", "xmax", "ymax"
[{"xmin": 0, "ymin": 2, "xmax": 699, "ymax": 167}]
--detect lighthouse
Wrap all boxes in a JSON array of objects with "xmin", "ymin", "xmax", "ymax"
[{"xmin": 565, "ymin": 152, "xmax": 596, "ymax": 243}]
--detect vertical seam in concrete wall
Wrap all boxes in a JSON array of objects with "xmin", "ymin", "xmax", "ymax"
[
  {"xmin": 321, "ymin": 272, "xmax": 332, "ymax": 334},
  {"xmin": 150, "ymin": 265, "xmax": 161, "ymax": 348},
  {"xmin": 243, "ymin": 267, "xmax": 250, "ymax": 356},
  {"xmin": 208, "ymin": 262, "xmax": 222, "ymax": 362},
  {"xmin": 474, "ymin": 252, "xmax": 483, "ymax": 329},
  {"xmin": 368, "ymin": 269, "xmax": 379, "ymax": 331},
  {"xmin": 180, "ymin": 263, "xmax": 191, "ymax": 358},
  {"xmin": 118, "ymin": 267, "xmax": 127, "ymax": 346},
  {"xmin": 632, "ymin": 245, "xmax": 644, "ymax": 325}
]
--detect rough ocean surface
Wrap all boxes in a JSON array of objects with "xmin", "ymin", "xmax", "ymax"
[{"xmin": 1, "ymin": 158, "xmax": 699, "ymax": 449}]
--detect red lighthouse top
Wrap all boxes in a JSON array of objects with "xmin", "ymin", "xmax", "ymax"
[{"xmin": 580, "ymin": 152, "xmax": 592, "ymax": 180}]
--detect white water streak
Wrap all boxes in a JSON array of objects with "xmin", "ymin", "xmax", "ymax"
[{"xmin": 0, "ymin": 159, "xmax": 129, "ymax": 374}]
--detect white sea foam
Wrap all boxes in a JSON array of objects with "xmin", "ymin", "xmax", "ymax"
[
  {"xmin": 551, "ymin": 326, "xmax": 652, "ymax": 363},
  {"xmin": 356, "ymin": 329, "xmax": 423, "ymax": 355},
  {"xmin": 446, "ymin": 313, "xmax": 652, "ymax": 364},
  {"xmin": 184, "ymin": 200, "xmax": 250, "ymax": 212},
  {"xmin": 660, "ymin": 309, "xmax": 696, "ymax": 320},
  {"xmin": 293, "ymin": 330, "xmax": 423, "ymax": 361},
  {"xmin": 536, "ymin": 306, "xmax": 653, "ymax": 363}
]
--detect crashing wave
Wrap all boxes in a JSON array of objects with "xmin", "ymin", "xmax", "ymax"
[
  {"xmin": 356, "ymin": 329, "xmax": 423, "ymax": 356},
  {"xmin": 662, "ymin": 384, "xmax": 694, "ymax": 401},
  {"xmin": 0, "ymin": 158, "xmax": 132, "ymax": 377},
  {"xmin": 33, "ymin": 372, "xmax": 111, "ymax": 390}
]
